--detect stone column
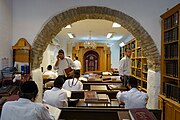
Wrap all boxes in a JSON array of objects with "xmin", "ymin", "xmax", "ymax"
[{"xmin": 146, "ymin": 69, "xmax": 160, "ymax": 109}]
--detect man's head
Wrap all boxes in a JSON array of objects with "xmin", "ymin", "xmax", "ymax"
[
  {"xmin": 54, "ymin": 76, "xmax": 64, "ymax": 88},
  {"xmin": 125, "ymin": 48, "xmax": 131, "ymax": 58},
  {"xmin": 19, "ymin": 81, "xmax": 38, "ymax": 101},
  {"xmin": 74, "ymin": 70, "xmax": 80, "ymax": 78},
  {"xmin": 47, "ymin": 65, "xmax": 52, "ymax": 70},
  {"xmin": 75, "ymin": 56, "xmax": 78, "ymax": 60},
  {"xmin": 127, "ymin": 76, "xmax": 138, "ymax": 89},
  {"xmin": 58, "ymin": 49, "xmax": 65, "ymax": 60}
]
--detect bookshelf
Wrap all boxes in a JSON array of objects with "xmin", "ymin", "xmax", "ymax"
[
  {"xmin": 123, "ymin": 38, "xmax": 148, "ymax": 92},
  {"xmin": 159, "ymin": 3, "xmax": 180, "ymax": 120}
]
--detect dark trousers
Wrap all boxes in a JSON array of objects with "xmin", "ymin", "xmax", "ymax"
[{"xmin": 121, "ymin": 75, "xmax": 129, "ymax": 87}]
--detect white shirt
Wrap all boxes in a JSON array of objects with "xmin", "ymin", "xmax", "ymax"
[
  {"xmin": 62, "ymin": 78, "xmax": 83, "ymax": 91},
  {"xmin": 0, "ymin": 98, "xmax": 53, "ymax": 120},
  {"xmin": 119, "ymin": 56, "xmax": 130, "ymax": 76},
  {"xmin": 43, "ymin": 87, "xmax": 68, "ymax": 108},
  {"xmin": 73, "ymin": 60, "xmax": 81, "ymax": 70},
  {"xmin": 116, "ymin": 88, "xmax": 148, "ymax": 109},
  {"xmin": 43, "ymin": 70, "xmax": 58, "ymax": 79},
  {"xmin": 54, "ymin": 57, "xmax": 75, "ymax": 75}
]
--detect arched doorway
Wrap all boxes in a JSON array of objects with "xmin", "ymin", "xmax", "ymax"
[
  {"xmin": 84, "ymin": 50, "xmax": 99, "ymax": 72},
  {"xmin": 31, "ymin": 6, "xmax": 160, "ymax": 72}
]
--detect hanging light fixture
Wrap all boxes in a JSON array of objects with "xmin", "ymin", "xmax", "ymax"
[{"xmin": 84, "ymin": 31, "xmax": 97, "ymax": 49}]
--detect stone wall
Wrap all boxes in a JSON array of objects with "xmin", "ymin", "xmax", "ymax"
[{"xmin": 32, "ymin": 6, "xmax": 160, "ymax": 72}]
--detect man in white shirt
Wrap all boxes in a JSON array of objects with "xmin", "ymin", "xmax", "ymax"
[
  {"xmin": 73, "ymin": 56, "xmax": 82, "ymax": 75},
  {"xmin": 119, "ymin": 48, "xmax": 131, "ymax": 86},
  {"xmin": 1, "ymin": 81, "xmax": 54, "ymax": 120},
  {"xmin": 63, "ymin": 70, "xmax": 83, "ymax": 106},
  {"xmin": 43, "ymin": 65, "xmax": 58, "ymax": 88},
  {"xmin": 43, "ymin": 76, "xmax": 68, "ymax": 108},
  {"xmin": 54, "ymin": 49, "xmax": 75, "ymax": 81},
  {"xmin": 116, "ymin": 76, "xmax": 148, "ymax": 109}
]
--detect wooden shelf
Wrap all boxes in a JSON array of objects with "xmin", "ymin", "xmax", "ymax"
[
  {"xmin": 123, "ymin": 38, "xmax": 148, "ymax": 92},
  {"xmin": 160, "ymin": 3, "xmax": 180, "ymax": 120}
]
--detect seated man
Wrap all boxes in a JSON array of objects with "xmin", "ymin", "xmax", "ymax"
[
  {"xmin": 62, "ymin": 70, "xmax": 83, "ymax": 106},
  {"xmin": 43, "ymin": 65, "xmax": 58, "ymax": 88},
  {"xmin": 1, "ymin": 81, "xmax": 54, "ymax": 120},
  {"xmin": 43, "ymin": 76, "xmax": 68, "ymax": 108},
  {"xmin": 116, "ymin": 76, "xmax": 148, "ymax": 109}
]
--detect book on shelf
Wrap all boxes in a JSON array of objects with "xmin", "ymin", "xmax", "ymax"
[
  {"xmin": 97, "ymin": 94, "xmax": 109, "ymax": 101},
  {"xmin": 129, "ymin": 108, "xmax": 157, "ymax": 120},
  {"xmin": 84, "ymin": 91, "xmax": 98, "ymax": 101}
]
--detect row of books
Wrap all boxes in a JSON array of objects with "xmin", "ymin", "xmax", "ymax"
[
  {"xmin": 136, "ymin": 69, "xmax": 141, "ymax": 78},
  {"xmin": 143, "ymin": 64, "xmax": 148, "ymax": 72},
  {"xmin": 164, "ymin": 82, "xmax": 180, "ymax": 103},
  {"xmin": 164, "ymin": 12, "xmax": 178, "ymax": 30},
  {"xmin": 137, "ymin": 49, "xmax": 141, "ymax": 57},
  {"xmin": 131, "ymin": 60, "xmax": 135, "ymax": 66},
  {"xmin": 165, "ymin": 61, "xmax": 178, "ymax": 78},
  {"xmin": 164, "ymin": 43, "xmax": 178, "ymax": 58},
  {"xmin": 136, "ymin": 60, "xmax": 141, "ymax": 68},
  {"xmin": 142, "ymin": 73, "xmax": 147, "ymax": 80},
  {"xmin": 164, "ymin": 27, "xmax": 178, "ymax": 43}
]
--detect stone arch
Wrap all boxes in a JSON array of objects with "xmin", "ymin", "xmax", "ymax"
[{"xmin": 32, "ymin": 6, "xmax": 160, "ymax": 71}]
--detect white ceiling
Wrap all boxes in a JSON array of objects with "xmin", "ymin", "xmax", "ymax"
[{"xmin": 56, "ymin": 19, "xmax": 133, "ymax": 44}]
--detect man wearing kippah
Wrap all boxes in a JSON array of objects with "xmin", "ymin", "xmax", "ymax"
[
  {"xmin": 116, "ymin": 76, "xmax": 148, "ymax": 109},
  {"xmin": 1, "ymin": 81, "xmax": 54, "ymax": 120}
]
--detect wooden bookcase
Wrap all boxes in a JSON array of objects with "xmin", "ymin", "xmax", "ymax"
[
  {"xmin": 159, "ymin": 3, "xmax": 180, "ymax": 120},
  {"xmin": 123, "ymin": 38, "xmax": 148, "ymax": 92},
  {"xmin": 12, "ymin": 38, "xmax": 31, "ymax": 74}
]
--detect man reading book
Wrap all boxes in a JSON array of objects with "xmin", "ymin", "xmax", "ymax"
[
  {"xmin": 116, "ymin": 76, "xmax": 148, "ymax": 109},
  {"xmin": 1, "ymin": 81, "xmax": 54, "ymax": 120}
]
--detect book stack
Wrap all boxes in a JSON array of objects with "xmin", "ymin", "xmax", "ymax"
[
  {"xmin": 90, "ymin": 85, "xmax": 107, "ymax": 91},
  {"xmin": 97, "ymin": 94, "xmax": 109, "ymax": 102},
  {"xmin": 84, "ymin": 91, "xmax": 98, "ymax": 102},
  {"xmin": 129, "ymin": 108, "xmax": 157, "ymax": 120}
]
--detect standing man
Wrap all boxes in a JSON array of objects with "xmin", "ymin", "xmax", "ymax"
[
  {"xmin": 54, "ymin": 49, "xmax": 75, "ymax": 81},
  {"xmin": 73, "ymin": 56, "xmax": 82, "ymax": 75},
  {"xmin": 119, "ymin": 48, "xmax": 131, "ymax": 86}
]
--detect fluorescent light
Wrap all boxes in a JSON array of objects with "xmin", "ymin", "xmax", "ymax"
[
  {"xmin": 107, "ymin": 33, "xmax": 113, "ymax": 39},
  {"xmin": 65, "ymin": 25, "xmax": 72, "ymax": 28},
  {"xmin": 119, "ymin": 42, "xmax": 125, "ymax": 47},
  {"xmin": 67, "ymin": 33, "xmax": 74, "ymax": 39},
  {"xmin": 112, "ymin": 22, "xmax": 121, "ymax": 27}
]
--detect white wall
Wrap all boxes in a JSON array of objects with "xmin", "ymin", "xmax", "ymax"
[
  {"xmin": 0, "ymin": 0, "xmax": 12, "ymax": 74},
  {"xmin": 11, "ymin": 0, "xmax": 179, "ymax": 68},
  {"xmin": 12, "ymin": 0, "xmax": 179, "ymax": 51}
]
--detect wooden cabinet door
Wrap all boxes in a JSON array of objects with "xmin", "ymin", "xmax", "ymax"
[{"xmin": 165, "ymin": 101, "xmax": 173, "ymax": 120}]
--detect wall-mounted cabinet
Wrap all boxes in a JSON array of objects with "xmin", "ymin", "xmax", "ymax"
[{"xmin": 12, "ymin": 38, "xmax": 31, "ymax": 74}]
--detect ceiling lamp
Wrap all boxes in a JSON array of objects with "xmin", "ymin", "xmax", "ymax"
[
  {"xmin": 84, "ymin": 31, "xmax": 97, "ymax": 49},
  {"xmin": 65, "ymin": 24, "xmax": 72, "ymax": 28},
  {"xmin": 67, "ymin": 33, "xmax": 75, "ymax": 39},
  {"xmin": 107, "ymin": 33, "xmax": 113, "ymax": 39},
  {"xmin": 112, "ymin": 22, "xmax": 121, "ymax": 27}
]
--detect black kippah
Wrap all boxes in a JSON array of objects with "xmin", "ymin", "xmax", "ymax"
[{"xmin": 21, "ymin": 81, "xmax": 38, "ymax": 93}]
